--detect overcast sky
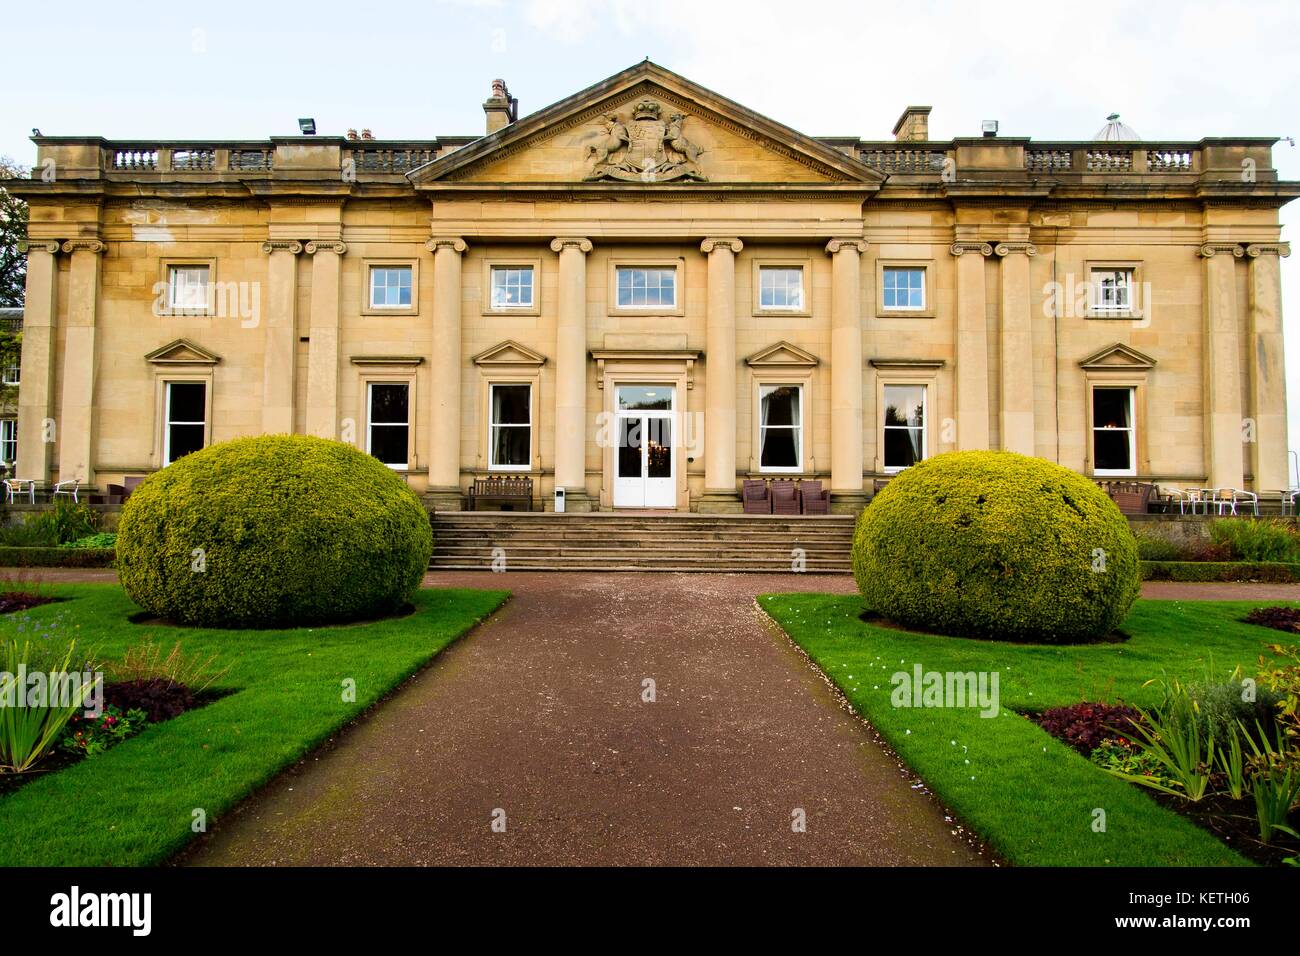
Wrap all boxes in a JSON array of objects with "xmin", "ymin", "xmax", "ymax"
[{"xmin": 5, "ymin": 0, "xmax": 1300, "ymax": 474}]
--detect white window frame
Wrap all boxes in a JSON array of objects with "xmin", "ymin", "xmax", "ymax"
[
  {"xmin": 882, "ymin": 383, "xmax": 928, "ymax": 473},
  {"xmin": 615, "ymin": 266, "xmax": 678, "ymax": 310},
  {"xmin": 365, "ymin": 381, "xmax": 411, "ymax": 471},
  {"xmin": 757, "ymin": 266, "xmax": 805, "ymax": 312},
  {"xmin": 758, "ymin": 383, "xmax": 803, "ymax": 474},
  {"xmin": 1, "ymin": 365, "xmax": 18, "ymax": 386},
  {"xmin": 368, "ymin": 264, "xmax": 414, "ymax": 311},
  {"xmin": 163, "ymin": 380, "xmax": 208, "ymax": 466},
  {"xmin": 881, "ymin": 266, "xmax": 926, "ymax": 311},
  {"xmin": 1090, "ymin": 268, "xmax": 1133, "ymax": 315},
  {"xmin": 0, "ymin": 419, "xmax": 15, "ymax": 466},
  {"xmin": 1091, "ymin": 386, "xmax": 1137, "ymax": 477},
  {"xmin": 489, "ymin": 265, "xmax": 535, "ymax": 310},
  {"xmin": 488, "ymin": 382, "xmax": 533, "ymax": 472},
  {"xmin": 167, "ymin": 264, "xmax": 211, "ymax": 313}
]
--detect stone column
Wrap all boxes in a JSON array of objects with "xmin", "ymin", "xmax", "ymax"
[
  {"xmin": 15, "ymin": 240, "xmax": 60, "ymax": 483},
  {"xmin": 261, "ymin": 240, "xmax": 302, "ymax": 435},
  {"xmin": 699, "ymin": 237, "xmax": 743, "ymax": 513},
  {"xmin": 826, "ymin": 238, "xmax": 867, "ymax": 512},
  {"xmin": 1200, "ymin": 242, "xmax": 1245, "ymax": 489},
  {"xmin": 427, "ymin": 237, "xmax": 467, "ymax": 509},
  {"xmin": 996, "ymin": 242, "xmax": 1037, "ymax": 456},
  {"xmin": 1245, "ymin": 242, "xmax": 1291, "ymax": 491},
  {"xmin": 303, "ymin": 240, "xmax": 345, "ymax": 441},
  {"xmin": 951, "ymin": 241, "xmax": 994, "ymax": 451},
  {"xmin": 58, "ymin": 239, "xmax": 105, "ymax": 485},
  {"xmin": 551, "ymin": 237, "xmax": 593, "ymax": 512}
]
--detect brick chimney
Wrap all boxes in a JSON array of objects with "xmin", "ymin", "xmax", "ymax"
[
  {"xmin": 892, "ymin": 106, "xmax": 932, "ymax": 142},
  {"xmin": 483, "ymin": 79, "xmax": 518, "ymax": 135}
]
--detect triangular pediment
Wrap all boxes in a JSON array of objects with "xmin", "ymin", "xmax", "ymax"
[
  {"xmin": 144, "ymin": 338, "xmax": 221, "ymax": 366},
  {"xmin": 1078, "ymin": 342, "xmax": 1157, "ymax": 370},
  {"xmin": 472, "ymin": 340, "xmax": 548, "ymax": 367},
  {"xmin": 746, "ymin": 341, "xmax": 820, "ymax": 368},
  {"xmin": 410, "ymin": 61, "xmax": 883, "ymax": 189}
]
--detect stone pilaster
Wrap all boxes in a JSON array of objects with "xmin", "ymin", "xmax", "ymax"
[
  {"xmin": 58, "ymin": 239, "xmax": 106, "ymax": 484},
  {"xmin": 995, "ymin": 242, "xmax": 1037, "ymax": 456},
  {"xmin": 1199, "ymin": 242, "xmax": 1245, "ymax": 489},
  {"xmin": 14, "ymin": 240, "xmax": 60, "ymax": 483},
  {"xmin": 303, "ymin": 240, "xmax": 346, "ymax": 441},
  {"xmin": 427, "ymin": 237, "xmax": 467, "ymax": 510},
  {"xmin": 951, "ymin": 241, "xmax": 994, "ymax": 451},
  {"xmin": 826, "ymin": 238, "xmax": 867, "ymax": 512},
  {"xmin": 699, "ymin": 237, "xmax": 744, "ymax": 513},
  {"xmin": 1245, "ymin": 242, "xmax": 1291, "ymax": 491},
  {"xmin": 260, "ymin": 240, "xmax": 303, "ymax": 435},
  {"xmin": 551, "ymin": 237, "xmax": 594, "ymax": 512}
]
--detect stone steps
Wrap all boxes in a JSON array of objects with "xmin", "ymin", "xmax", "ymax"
[{"xmin": 430, "ymin": 512, "xmax": 855, "ymax": 573}]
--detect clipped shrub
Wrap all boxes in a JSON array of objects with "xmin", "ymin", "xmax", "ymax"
[
  {"xmin": 853, "ymin": 451, "xmax": 1141, "ymax": 642},
  {"xmin": 1141, "ymin": 561, "xmax": 1300, "ymax": 583},
  {"xmin": 116, "ymin": 435, "xmax": 433, "ymax": 628},
  {"xmin": 0, "ymin": 546, "xmax": 116, "ymax": 568}
]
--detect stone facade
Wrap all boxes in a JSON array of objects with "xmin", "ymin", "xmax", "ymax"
[{"xmin": 5, "ymin": 62, "xmax": 1297, "ymax": 511}]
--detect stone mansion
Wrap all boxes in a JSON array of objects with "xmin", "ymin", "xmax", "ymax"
[{"xmin": 7, "ymin": 61, "xmax": 1296, "ymax": 511}]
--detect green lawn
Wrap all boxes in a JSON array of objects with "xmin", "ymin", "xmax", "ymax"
[
  {"xmin": 759, "ymin": 595, "xmax": 1290, "ymax": 867},
  {"xmin": 0, "ymin": 583, "xmax": 508, "ymax": 866}
]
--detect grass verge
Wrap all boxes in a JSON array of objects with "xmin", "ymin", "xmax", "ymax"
[
  {"xmin": 0, "ymin": 582, "xmax": 507, "ymax": 866},
  {"xmin": 758, "ymin": 594, "xmax": 1287, "ymax": 866}
]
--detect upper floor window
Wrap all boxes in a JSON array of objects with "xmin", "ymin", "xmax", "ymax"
[
  {"xmin": 1091, "ymin": 268, "xmax": 1134, "ymax": 314},
  {"xmin": 164, "ymin": 381, "xmax": 207, "ymax": 465},
  {"xmin": 168, "ymin": 265, "xmax": 210, "ymax": 312},
  {"xmin": 759, "ymin": 384, "xmax": 802, "ymax": 472},
  {"xmin": 1, "ymin": 364, "xmax": 18, "ymax": 386},
  {"xmin": 616, "ymin": 266, "xmax": 676, "ymax": 309},
  {"xmin": 882, "ymin": 267, "xmax": 925, "ymax": 310},
  {"xmin": 883, "ymin": 384, "xmax": 926, "ymax": 471},
  {"xmin": 490, "ymin": 383, "xmax": 532, "ymax": 470},
  {"xmin": 369, "ymin": 265, "xmax": 413, "ymax": 309},
  {"xmin": 367, "ymin": 382, "xmax": 410, "ymax": 469},
  {"xmin": 1092, "ymin": 386, "xmax": 1135, "ymax": 476},
  {"xmin": 758, "ymin": 267, "xmax": 805, "ymax": 311},
  {"xmin": 490, "ymin": 266, "xmax": 535, "ymax": 310}
]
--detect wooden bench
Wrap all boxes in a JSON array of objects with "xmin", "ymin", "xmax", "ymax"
[{"xmin": 467, "ymin": 477, "xmax": 534, "ymax": 511}]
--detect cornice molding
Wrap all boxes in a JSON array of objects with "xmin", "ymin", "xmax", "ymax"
[
  {"xmin": 550, "ymin": 237, "xmax": 593, "ymax": 254},
  {"xmin": 1245, "ymin": 242, "xmax": 1291, "ymax": 258},
  {"xmin": 261, "ymin": 240, "xmax": 304, "ymax": 255},
  {"xmin": 425, "ymin": 237, "xmax": 468, "ymax": 254},
  {"xmin": 700, "ymin": 237, "xmax": 744, "ymax": 254},
  {"xmin": 61, "ymin": 239, "xmax": 105, "ymax": 255},
  {"xmin": 825, "ymin": 238, "xmax": 867, "ymax": 255},
  {"xmin": 994, "ymin": 242, "xmax": 1037, "ymax": 257},
  {"xmin": 950, "ymin": 240, "xmax": 993, "ymax": 257},
  {"xmin": 1198, "ymin": 242, "xmax": 1244, "ymax": 258},
  {"xmin": 304, "ymin": 240, "xmax": 346, "ymax": 255}
]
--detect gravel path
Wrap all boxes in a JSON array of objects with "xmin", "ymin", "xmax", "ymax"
[{"xmin": 179, "ymin": 571, "xmax": 985, "ymax": 866}]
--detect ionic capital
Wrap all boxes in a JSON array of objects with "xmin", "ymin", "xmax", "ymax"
[
  {"xmin": 950, "ymin": 240, "xmax": 993, "ymax": 258},
  {"xmin": 261, "ymin": 240, "xmax": 304, "ymax": 255},
  {"xmin": 1198, "ymin": 242, "xmax": 1243, "ymax": 259},
  {"xmin": 825, "ymin": 238, "xmax": 867, "ymax": 255},
  {"xmin": 425, "ymin": 237, "xmax": 468, "ymax": 255},
  {"xmin": 1244, "ymin": 242, "xmax": 1291, "ymax": 259},
  {"xmin": 17, "ymin": 239, "xmax": 61, "ymax": 255},
  {"xmin": 700, "ymin": 237, "xmax": 743, "ymax": 255},
  {"xmin": 304, "ymin": 240, "xmax": 347, "ymax": 256},
  {"xmin": 994, "ymin": 242, "xmax": 1037, "ymax": 258},
  {"xmin": 550, "ymin": 237, "xmax": 593, "ymax": 254},
  {"xmin": 60, "ymin": 239, "xmax": 105, "ymax": 255}
]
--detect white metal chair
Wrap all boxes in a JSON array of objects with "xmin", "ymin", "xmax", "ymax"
[
  {"xmin": 1206, "ymin": 487, "xmax": 1258, "ymax": 516},
  {"xmin": 3, "ymin": 478, "xmax": 35, "ymax": 504},
  {"xmin": 52, "ymin": 478, "xmax": 80, "ymax": 503},
  {"xmin": 1170, "ymin": 488, "xmax": 1207, "ymax": 516}
]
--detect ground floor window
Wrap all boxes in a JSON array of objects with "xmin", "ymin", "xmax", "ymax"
[
  {"xmin": 164, "ymin": 382, "xmax": 207, "ymax": 465},
  {"xmin": 0, "ymin": 419, "xmax": 15, "ymax": 467},
  {"xmin": 367, "ymin": 383, "xmax": 410, "ymax": 469},
  {"xmin": 490, "ymin": 383, "xmax": 531, "ymax": 470},
  {"xmin": 759, "ymin": 384, "xmax": 802, "ymax": 471},
  {"xmin": 883, "ymin": 384, "xmax": 926, "ymax": 471},
  {"xmin": 1092, "ymin": 386, "xmax": 1135, "ymax": 475}
]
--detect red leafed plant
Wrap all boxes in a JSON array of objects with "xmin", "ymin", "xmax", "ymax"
[{"xmin": 1033, "ymin": 701, "xmax": 1145, "ymax": 755}]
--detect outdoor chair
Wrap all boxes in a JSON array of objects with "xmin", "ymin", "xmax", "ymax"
[
  {"xmin": 799, "ymin": 479, "xmax": 829, "ymax": 515},
  {"xmin": 1098, "ymin": 480, "xmax": 1156, "ymax": 515},
  {"xmin": 771, "ymin": 480, "xmax": 800, "ymax": 515},
  {"xmin": 741, "ymin": 479, "xmax": 770, "ymax": 515},
  {"xmin": 1282, "ymin": 489, "xmax": 1300, "ymax": 517},
  {"xmin": 3, "ymin": 478, "xmax": 35, "ymax": 505},
  {"xmin": 122, "ymin": 476, "xmax": 146, "ymax": 501},
  {"xmin": 52, "ymin": 479, "xmax": 80, "ymax": 503},
  {"xmin": 872, "ymin": 478, "xmax": 891, "ymax": 496},
  {"xmin": 1206, "ymin": 487, "xmax": 1258, "ymax": 517}
]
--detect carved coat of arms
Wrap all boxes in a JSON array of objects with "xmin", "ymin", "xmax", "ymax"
[{"xmin": 585, "ymin": 99, "xmax": 707, "ymax": 182}]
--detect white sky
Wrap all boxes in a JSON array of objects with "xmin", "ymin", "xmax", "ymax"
[{"xmin": 4, "ymin": 0, "xmax": 1300, "ymax": 475}]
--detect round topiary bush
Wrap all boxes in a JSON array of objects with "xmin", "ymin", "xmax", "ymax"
[
  {"xmin": 116, "ymin": 435, "xmax": 433, "ymax": 628},
  {"xmin": 853, "ymin": 451, "xmax": 1140, "ymax": 642}
]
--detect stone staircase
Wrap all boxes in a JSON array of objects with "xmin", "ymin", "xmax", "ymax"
[{"xmin": 430, "ymin": 512, "xmax": 855, "ymax": 573}]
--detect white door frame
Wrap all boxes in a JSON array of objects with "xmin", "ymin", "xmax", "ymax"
[{"xmin": 613, "ymin": 384, "xmax": 676, "ymax": 508}]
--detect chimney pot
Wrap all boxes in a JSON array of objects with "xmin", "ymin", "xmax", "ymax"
[{"xmin": 483, "ymin": 78, "xmax": 519, "ymax": 135}]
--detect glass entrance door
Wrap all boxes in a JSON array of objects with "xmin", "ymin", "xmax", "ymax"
[{"xmin": 613, "ymin": 385, "xmax": 675, "ymax": 508}]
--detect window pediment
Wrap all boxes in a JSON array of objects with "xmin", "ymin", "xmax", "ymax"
[
  {"xmin": 472, "ymin": 340, "xmax": 548, "ymax": 368},
  {"xmin": 144, "ymin": 338, "xmax": 221, "ymax": 366},
  {"xmin": 1078, "ymin": 343, "xmax": 1157, "ymax": 370},
  {"xmin": 745, "ymin": 341, "xmax": 819, "ymax": 368}
]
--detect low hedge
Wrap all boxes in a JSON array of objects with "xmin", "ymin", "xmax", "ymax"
[
  {"xmin": 0, "ymin": 547, "xmax": 116, "ymax": 568},
  {"xmin": 1140, "ymin": 560, "xmax": 1300, "ymax": 583}
]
